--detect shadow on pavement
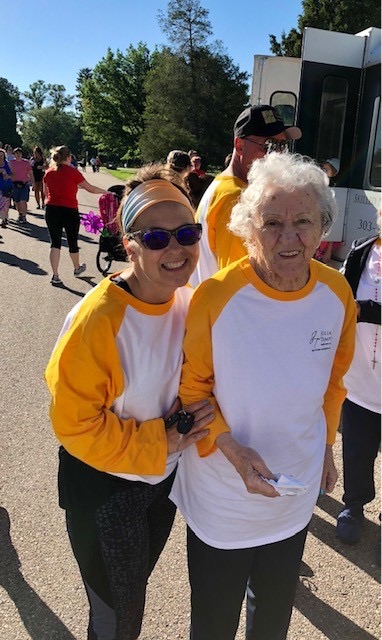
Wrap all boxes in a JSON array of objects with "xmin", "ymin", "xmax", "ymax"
[
  {"xmin": 0, "ymin": 251, "xmax": 48, "ymax": 275},
  {"xmin": 295, "ymin": 579, "xmax": 378, "ymax": 640},
  {"xmin": 7, "ymin": 220, "xmax": 98, "ymax": 247},
  {"xmin": 51, "ymin": 276, "xmax": 97, "ymax": 296},
  {"xmin": 308, "ymin": 508, "xmax": 380, "ymax": 581},
  {"xmin": 0, "ymin": 507, "xmax": 76, "ymax": 640}
]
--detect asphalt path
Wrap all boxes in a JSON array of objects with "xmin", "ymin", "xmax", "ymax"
[{"xmin": 0, "ymin": 169, "xmax": 380, "ymax": 639}]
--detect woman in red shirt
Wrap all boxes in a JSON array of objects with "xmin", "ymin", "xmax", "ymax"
[{"xmin": 44, "ymin": 145, "xmax": 107, "ymax": 285}]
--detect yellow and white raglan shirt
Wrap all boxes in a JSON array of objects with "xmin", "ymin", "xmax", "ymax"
[
  {"xmin": 190, "ymin": 174, "xmax": 248, "ymax": 286},
  {"xmin": 45, "ymin": 276, "xmax": 195, "ymax": 485},
  {"xmin": 171, "ymin": 257, "xmax": 356, "ymax": 549}
]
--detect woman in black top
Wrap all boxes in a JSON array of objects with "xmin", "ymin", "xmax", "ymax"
[{"xmin": 31, "ymin": 146, "xmax": 46, "ymax": 209}]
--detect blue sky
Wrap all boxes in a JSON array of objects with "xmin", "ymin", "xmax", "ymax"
[{"xmin": 8, "ymin": 0, "xmax": 303, "ymax": 99}]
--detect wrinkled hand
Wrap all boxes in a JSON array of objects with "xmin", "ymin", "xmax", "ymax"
[
  {"xmin": 320, "ymin": 444, "xmax": 338, "ymax": 494},
  {"xmin": 216, "ymin": 433, "xmax": 279, "ymax": 497},
  {"xmin": 165, "ymin": 398, "xmax": 214, "ymax": 454}
]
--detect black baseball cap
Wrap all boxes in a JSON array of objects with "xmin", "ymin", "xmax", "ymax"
[{"xmin": 234, "ymin": 105, "xmax": 302, "ymax": 140}]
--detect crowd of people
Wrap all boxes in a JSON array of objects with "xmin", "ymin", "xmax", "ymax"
[{"xmin": 1, "ymin": 106, "xmax": 380, "ymax": 639}]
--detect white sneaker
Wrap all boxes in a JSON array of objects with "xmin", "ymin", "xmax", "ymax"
[
  {"xmin": 51, "ymin": 274, "xmax": 63, "ymax": 285},
  {"xmin": 74, "ymin": 263, "xmax": 86, "ymax": 277}
]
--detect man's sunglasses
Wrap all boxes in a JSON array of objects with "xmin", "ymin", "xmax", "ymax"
[
  {"xmin": 128, "ymin": 223, "xmax": 202, "ymax": 250},
  {"xmin": 245, "ymin": 138, "xmax": 290, "ymax": 153}
]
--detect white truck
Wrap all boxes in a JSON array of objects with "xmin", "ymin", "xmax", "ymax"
[{"xmin": 251, "ymin": 26, "xmax": 381, "ymax": 260}]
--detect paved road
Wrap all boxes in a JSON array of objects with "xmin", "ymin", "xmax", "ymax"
[{"xmin": 0, "ymin": 170, "xmax": 380, "ymax": 639}]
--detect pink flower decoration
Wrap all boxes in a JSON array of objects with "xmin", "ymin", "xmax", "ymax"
[{"xmin": 80, "ymin": 211, "xmax": 104, "ymax": 235}]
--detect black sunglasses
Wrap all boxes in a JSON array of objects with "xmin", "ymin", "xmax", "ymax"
[
  {"xmin": 245, "ymin": 138, "xmax": 290, "ymax": 153},
  {"xmin": 128, "ymin": 223, "xmax": 202, "ymax": 250}
]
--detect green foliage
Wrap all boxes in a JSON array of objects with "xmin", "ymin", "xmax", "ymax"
[
  {"xmin": 23, "ymin": 80, "xmax": 74, "ymax": 112},
  {"xmin": 141, "ymin": 1, "xmax": 249, "ymax": 166},
  {"xmin": 269, "ymin": 0, "xmax": 381, "ymax": 57},
  {"xmin": 23, "ymin": 80, "xmax": 50, "ymax": 110},
  {"xmin": 0, "ymin": 79, "xmax": 22, "ymax": 146},
  {"xmin": 21, "ymin": 107, "xmax": 78, "ymax": 154},
  {"xmin": 0, "ymin": 78, "xmax": 24, "ymax": 115},
  {"xmin": 158, "ymin": 0, "xmax": 212, "ymax": 58},
  {"xmin": 79, "ymin": 44, "xmax": 152, "ymax": 159}
]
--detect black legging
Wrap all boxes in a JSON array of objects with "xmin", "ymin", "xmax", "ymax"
[
  {"xmin": 58, "ymin": 449, "xmax": 176, "ymax": 640},
  {"xmin": 45, "ymin": 204, "xmax": 80, "ymax": 252}
]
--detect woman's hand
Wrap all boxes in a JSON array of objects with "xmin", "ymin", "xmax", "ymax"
[
  {"xmin": 320, "ymin": 444, "xmax": 338, "ymax": 494},
  {"xmin": 165, "ymin": 398, "xmax": 214, "ymax": 454},
  {"xmin": 216, "ymin": 433, "xmax": 279, "ymax": 497}
]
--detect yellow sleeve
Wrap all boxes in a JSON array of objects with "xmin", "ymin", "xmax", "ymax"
[
  {"xmin": 180, "ymin": 268, "xmax": 246, "ymax": 456},
  {"xmin": 45, "ymin": 303, "xmax": 168, "ymax": 475},
  {"xmin": 323, "ymin": 275, "xmax": 357, "ymax": 444}
]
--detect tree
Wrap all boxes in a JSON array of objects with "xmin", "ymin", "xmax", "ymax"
[
  {"xmin": 23, "ymin": 81, "xmax": 73, "ymax": 112},
  {"xmin": 23, "ymin": 80, "xmax": 49, "ymax": 110},
  {"xmin": 76, "ymin": 68, "xmax": 93, "ymax": 114},
  {"xmin": 141, "ymin": 0, "xmax": 248, "ymax": 165},
  {"xmin": 157, "ymin": 0, "xmax": 212, "ymax": 59},
  {"xmin": 79, "ymin": 44, "xmax": 152, "ymax": 159},
  {"xmin": 21, "ymin": 107, "xmax": 78, "ymax": 153},
  {"xmin": 0, "ymin": 78, "xmax": 23, "ymax": 146},
  {"xmin": 270, "ymin": 0, "xmax": 381, "ymax": 57},
  {"xmin": 48, "ymin": 84, "xmax": 74, "ymax": 111}
]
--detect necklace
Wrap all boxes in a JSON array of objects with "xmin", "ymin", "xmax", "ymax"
[{"xmin": 371, "ymin": 243, "xmax": 381, "ymax": 370}]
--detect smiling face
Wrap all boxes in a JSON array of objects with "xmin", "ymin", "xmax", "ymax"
[
  {"xmin": 123, "ymin": 201, "xmax": 199, "ymax": 303},
  {"xmin": 249, "ymin": 186, "xmax": 324, "ymax": 291}
]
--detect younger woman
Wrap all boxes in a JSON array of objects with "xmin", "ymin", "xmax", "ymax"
[
  {"xmin": 45, "ymin": 163, "xmax": 213, "ymax": 639},
  {"xmin": 43, "ymin": 145, "xmax": 106, "ymax": 285}
]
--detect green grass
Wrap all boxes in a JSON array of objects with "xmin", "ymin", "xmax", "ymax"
[
  {"xmin": 105, "ymin": 168, "xmax": 139, "ymax": 181},
  {"xmin": 105, "ymin": 166, "xmax": 221, "ymax": 181}
]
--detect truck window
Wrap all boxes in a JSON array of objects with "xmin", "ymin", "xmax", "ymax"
[
  {"xmin": 316, "ymin": 76, "xmax": 348, "ymax": 165},
  {"xmin": 369, "ymin": 103, "xmax": 381, "ymax": 189},
  {"xmin": 270, "ymin": 92, "xmax": 297, "ymax": 126}
]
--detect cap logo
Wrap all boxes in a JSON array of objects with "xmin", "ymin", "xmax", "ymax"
[{"xmin": 262, "ymin": 110, "xmax": 278, "ymax": 124}]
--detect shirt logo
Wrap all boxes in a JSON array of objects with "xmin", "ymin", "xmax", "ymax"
[{"xmin": 309, "ymin": 330, "xmax": 332, "ymax": 352}]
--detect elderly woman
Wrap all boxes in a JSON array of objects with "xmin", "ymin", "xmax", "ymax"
[
  {"xmin": 45, "ymin": 163, "xmax": 214, "ymax": 640},
  {"xmin": 170, "ymin": 152, "xmax": 357, "ymax": 640}
]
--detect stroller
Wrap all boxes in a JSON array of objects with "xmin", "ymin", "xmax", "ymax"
[{"xmin": 96, "ymin": 185, "xmax": 127, "ymax": 276}]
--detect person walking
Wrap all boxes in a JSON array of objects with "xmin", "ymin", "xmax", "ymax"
[
  {"xmin": 43, "ymin": 145, "xmax": 106, "ymax": 285},
  {"xmin": 0, "ymin": 148, "xmax": 14, "ymax": 228},
  {"xmin": 9, "ymin": 148, "xmax": 33, "ymax": 224},
  {"xmin": 30, "ymin": 146, "xmax": 46, "ymax": 209},
  {"xmin": 45, "ymin": 163, "xmax": 214, "ymax": 640}
]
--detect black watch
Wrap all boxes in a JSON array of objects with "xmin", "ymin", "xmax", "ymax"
[{"xmin": 164, "ymin": 409, "xmax": 195, "ymax": 434}]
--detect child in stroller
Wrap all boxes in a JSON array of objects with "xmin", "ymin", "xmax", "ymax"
[{"xmin": 96, "ymin": 184, "xmax": 127, "ymax": 275}]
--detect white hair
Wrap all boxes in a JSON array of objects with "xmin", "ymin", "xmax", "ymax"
[{"xmin": 229, "ymin": 153, "xmax": 338, "ymax": 247}]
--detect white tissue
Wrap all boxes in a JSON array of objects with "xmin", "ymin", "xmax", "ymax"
[{"xmin": 265, "ymin": 473, "xmax": 308, "ymax": 496}]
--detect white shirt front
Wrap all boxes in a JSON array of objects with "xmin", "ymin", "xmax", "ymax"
[{"xmin": 344, "ymin": 242, "xmax": 381, "ymax": 413}]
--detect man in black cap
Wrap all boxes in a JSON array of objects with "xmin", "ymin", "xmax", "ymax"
[{"xmin": 190, "ymin": 105, "xmax": 302, "ymax": 286}]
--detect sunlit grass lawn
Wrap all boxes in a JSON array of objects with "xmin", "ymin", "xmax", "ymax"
[
  {"xmin": 104, "ymin": 168, "xmax": 138, "ymax": 181},
  {"xmin": 105, "ymin": 166, "xmax": 220, "ymax": 181}
]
